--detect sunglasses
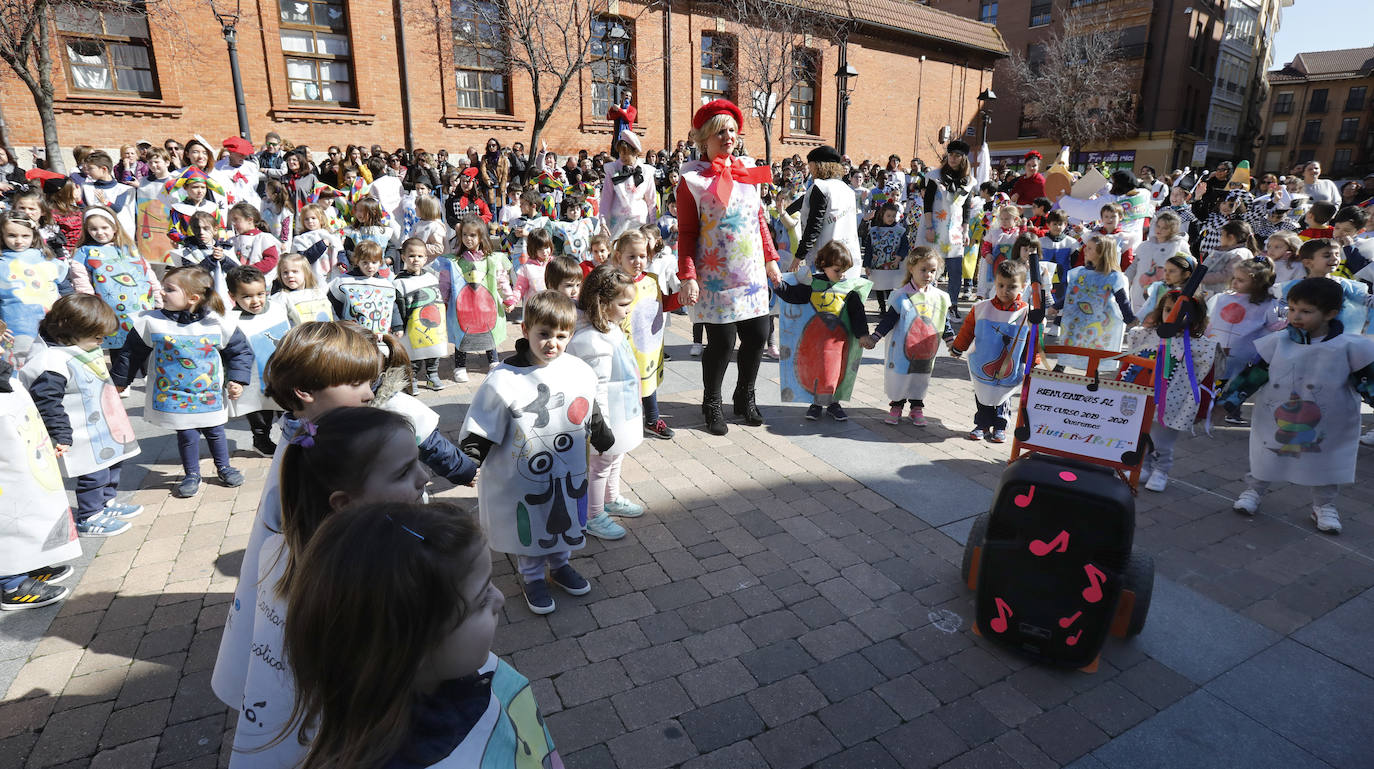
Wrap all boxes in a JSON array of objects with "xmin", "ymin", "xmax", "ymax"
[
  {"xmin": 266, "ymin": 142, "xmax": 280, "ymax": 147},
  {"xmin": 166, "ymin": 144, "xmax": 181, "ymax": 151}
]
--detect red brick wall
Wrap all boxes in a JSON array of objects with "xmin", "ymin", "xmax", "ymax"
[{"xmin": 0, "ymin": 0, "xmax": 999, "ymax": 167}]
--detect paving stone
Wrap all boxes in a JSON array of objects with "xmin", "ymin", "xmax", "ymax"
[
  {"xmin": 877, "ymin": 713, "xmax": 969, "ymax": 769},
  {"xmin": 1068, "ymin": 680, "xmax": 1156, "ymax": 737},
  {"xmin": 746, "ymin": 674, "xmax": 829, "ymax": 728},
  {"xmin": 607, "ymin": 720, "xmax": 697, "ymax": 769},
  {"xmin": 937, "ymin": 742, "xmax": 1024, "ymax": 769},
  {"xmin": 807, "ymin": 652, "xmax": 887, "ymax": 703},
  {"xmin": 28, "ymin": 701, "xmax": 112, "ymax": 767},
  {"xmin": 552, "ymin": 659, "xmax": 632, "ymax": 708},
  {"xmin": 874, "ymin": 674, "xmax": 940, "ymax": 720},
  {"xmin": 683, "ymin": 624, "xmax": 755, "ymax": 665},
  {"xmin": 1007, "ymin": 665, "xmax": 1080, "ymax": 710},
  {"xmin": 973, "ymin": 681, "xmax": 1044, "ymax": 728},
  {"xmin": 166, "ymin": 671, "xmax": 224, "ymax": 725},
  {"xmin": 861, "ymin": 638, "xmax": 923, "ymax": 678},
  {"xmin": 577, "ymin": 623, "xmax": 650, "ymax": 663},
  {"xmin": 798, "ymin": 621, "xmax": 869, "ymax": 662},
  {"xmin": 992, "ymin": 730, "xmax": 1059, "ymax": 769},
  {"xmin": 738, "ymin": 639, "xmax": 815, "ymax": 686},
  {"xmin": 152, "ymin": 714, "xmax": 222, "ymax": 767},
  {"xmin": 730, "ymin": 584, "xmax": 785, "ymax": 616},
  {"xmin": 511, "ymin": 639, "xmax": 587, "ymax": 680},
  {"xmin": 1019, "ymin": 705, "xmax": 1111, "ymax": 765},
  {"xmin": 948, "ymin": 646, "xmax": 1014, "ymax": 687},
  {"xmin": 562, "ymin": 744, "xmax": 613, "ymax": 769},
  {"xmin": 0, "ymin": 697, "xmax": 53, "ymax": 741},
  {"xmin": 611, "ymin": 678, "xmax": 695, "ymax": 732},
  {"xmin": 935, "ymin": 696, "xmax": 1009, "ymax": 747},
  {"xmin": 739, "ymin": 610, "xmax": 808, "ymax": 646},
  {"xmin": 644, "ymin": 579, "xmax": 711, "ymax": 612},
  {"xmin": 751, "ymin": 715, "xmax": 842, "ymax": 769},
  {"xmin": 100, "ymin": 699, "xmax": 172, "ymax": 747},
  {"xmin": 817, "ymin": 691, "xmax": 901, "ymax": 747},
  {"xmin": 679, "ymin": 659, "xmax": 757, "ymax": 707},
  {"xmin": 545, "ymin": 699, "xmax": 624, "ymax": 755},
  {"xmin": 1113, "ymin": 658, "xmax": 1196, "ymax": 711},
  {"xmin": 678, "ymin": 695, "xmax": 766, "ymax": 753},
  {"xmin": 623, "ymin": 563, "xmax": 671, "ymax": 591},
  {"xmin": 637, "ymin": 611, "xmax": 692, "ymax": 644},
  {"xmin": 677, "ymin": 595, "xmax": 746, "ymax": 632},
  {"xmin": 621, "ymin": 641, "xmax": 697, "ymax": 686},
  {"xmin": 680, "ymin": 739, "xmax": 767, "ymax": 769},
  {"xmin": 814, "ymin": 739, "xmax": 902, "ymax": 769},
  {"xmin": 545, "ymin": 604, "xmax": 598, "ymax": 638},
  {"xmin": 914, "ymin": 661, "xmax": 979, "ymax": 705},
  {"xmin": 588, "ymin": 593, "xmax": 655, "ymax": 627}
]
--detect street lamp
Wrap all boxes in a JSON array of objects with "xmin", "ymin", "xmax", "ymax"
[
  {"xmin": 210, "ymin": 0, "xmax": 252, "ymax": 142},
  {"xmin": 977, "ymin": 88, "xmax": 997, "ymax": 149},
  {"xmin": 835, "ymin": 62, "xmax": 859, "ymax": 156}
]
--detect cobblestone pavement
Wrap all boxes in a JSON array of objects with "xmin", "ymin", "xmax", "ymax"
[{"xmin": 3, "ymin": 309, "xmax": 1373, "ymax": 769}]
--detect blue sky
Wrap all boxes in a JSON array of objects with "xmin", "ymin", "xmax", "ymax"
[{"xmin": 1270, "ymin": 0, "xmax": 1372, "ymax": 68}]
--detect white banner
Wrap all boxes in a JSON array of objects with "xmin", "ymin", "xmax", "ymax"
[{"xmin": 1022, "ymin": 369, "xmax": 1152, "ymax": 465}]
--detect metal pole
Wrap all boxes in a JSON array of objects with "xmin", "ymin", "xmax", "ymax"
[
  {"xmin": 223, "ymin": 24, "xmax": 252, "ymax": 142},
  {"xmin": 393, "ymin": 0, "xmax": 415, "ymax": 151},
  {"xmin": 836, "ymin": 41, "xmax": 849, "ymax": 156}
]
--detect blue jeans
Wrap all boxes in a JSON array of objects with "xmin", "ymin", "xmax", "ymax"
[
  {"xmin": 75, "ymin": 462, "xmax": 122, "ymax": 522},
  {"xmin": 945, "ymin": 257, "xmax": 964, "ymax": 308},
  {"xmin": 176, "ymin": 425, "xmax": 231, "ymax": 477},
  {"xmin": 973, "ymin": 397, "xmax": 1008, "ymax": 430}
]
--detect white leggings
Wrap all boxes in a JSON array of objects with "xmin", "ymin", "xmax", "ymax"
[{"xmin": 588, "ymin": 452, "xmax": 623, "ymax": 518}]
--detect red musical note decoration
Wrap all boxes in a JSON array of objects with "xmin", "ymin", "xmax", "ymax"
[
  {"xmin": 990, "ymin": 597, "xmax": 1013, "ymax": 633},
  {"xmin": 1059, "ymin": 471, "xmax": 1078, "ymax": 482},
  {"xmin": 1029, "ymin": 529, "xmax": 1070, "ymax": 556},
  {"xmin": 1081, "ymin": 564, "xmax": 1107, "ymax": 603},
  {"xmin": 1058, "ymin": 610, "xmax": 1082, "ymax": 629},
  {"xmin": 1014, "ymin": 485, "xmax": 1036, "ymax": 508},
  {"xmin": 1065, "ymin": 629, "xmax": 1083, "ymax": 646}
]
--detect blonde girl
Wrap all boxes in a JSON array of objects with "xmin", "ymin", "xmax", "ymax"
[
  {"xmin": 861, "ymin": 245, "xmax": 951, "ymax": 425},
  {"xmin": 293, "ymin": 203, "xmax": 344, "ymax": 281},
  {"xmin": 1127, "ymin": 209, "xmax": 1191, "ymax": 312},
  {"xmin": 70, "ymin": 206, "xmax": 162, "ymax": 349},
  {"xmin": 0, "ymin": 213, "xmax": 71, "ymax": 361},
  {"xmin": 567, "ymin": 263, "xmax": 646, "ymax": 541},
  {"xmin": 272, "ymin": 253, "xmax": 334, "ymax": 325},
  {"xmin": 260, "ymin": 179, "xmax": 294, "ymax": 252},
  {"xmin": 977, "ymin": 202, "xmax": 1024, "ymax": 299},
  {"xmin": 1265, "ymin": 230, "xmax": 1304, "ymax": 284},
  {"xmin": 611, "ymin": 229, "xmax": 680, "ymax": 439},
  {"xmin": 437, "ymin": 216, "xmax": 514, "ymax": 381},
  {"xmin": 410, "ymin": 194, "xmax": 449, "ymax": 261},
  {"xmin": 1207, "ymin": 254, "xmax": 1283, "ymax": 382},
  {"xmin": 1051, "ymin": 233, "xmax": 1135, "ymax": 370},
  {"xmin": 109, "ymin": 267, "xmax": 252, "ymax": 498}
]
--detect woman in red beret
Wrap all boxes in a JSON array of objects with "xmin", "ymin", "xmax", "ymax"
[{"xmin": 676, "ymin": 99, "xmax": 781, "ymax": 435}]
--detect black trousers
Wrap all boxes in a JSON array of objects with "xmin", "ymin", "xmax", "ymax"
[{"xmin": 701, "ymin": 315, "xmax": 769, "ymax": 401}]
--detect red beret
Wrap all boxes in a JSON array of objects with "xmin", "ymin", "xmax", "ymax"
[
  {"xmin": 25, "ymin": 168, "xmax": 66, "ymax": 183},
  {"xmin": 693, "ymin": 99, "xmax": 743, "ymax": 131},
  {"xmin": 222, "ymin": 136, "xmax": 254, "ymax": 155},
  {"xmin": 1024, "ymin": 150, "xmax": 1042, "ymax": 161},
  {"xmin": 461, "ymin": 166, "xmax": 480, "ymax": 179}
]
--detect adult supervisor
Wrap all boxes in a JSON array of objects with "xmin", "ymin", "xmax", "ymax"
[
  {"xmin": 676, "ymin": 99, "xmax": 781, "ymax": 436},
  {"xmin": 794, "ymin": 144, "xmax": 862, "ymax": 280}
]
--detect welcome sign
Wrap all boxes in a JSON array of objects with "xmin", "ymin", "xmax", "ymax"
[{"xmin": 1021, "ymin": 369, "xmax": 1153, "ymax": 465}]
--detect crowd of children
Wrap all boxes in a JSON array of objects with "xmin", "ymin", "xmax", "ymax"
[{"xmin": 3, "ymin": 129, "xmax": 1374, "ymax": 767}]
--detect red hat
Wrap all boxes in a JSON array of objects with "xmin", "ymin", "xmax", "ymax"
[
  {"xmin": 461, "ymin": 166, "xmax": 480, "ymax": 179},
  {"xmin": 693, "ymin": 99, "xmax": 743, "ymax": 131},
  {"xmin": 25, "ymin": 168, "xmax": 66, "ymax": 183},
  {"xmin": 222, "ymin": 136, "xmax": 254, "ymax": 155},
  {"xmin": 1024, "ymin": 150, "xmax": 1043, "ymax": 161}
]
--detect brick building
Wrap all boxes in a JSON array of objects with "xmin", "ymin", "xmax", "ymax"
[
  {"xmin": 1256, "ymin": 47, "xmax": 1374, "ymax": 179},
  {"xmin": 928, "ymin": 0, "xmax": 1228, "ymax": 175},
  {"xmin": 0, "ymin": 0, "xmax": 1005, "ymax": 168}
]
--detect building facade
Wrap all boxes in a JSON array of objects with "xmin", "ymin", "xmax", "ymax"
[
  {"xmin": 1256, "ymin": 47, "xmax": 1374, "ymax": 179},
  {"xmin": 1201, "ymin": 0, "xmax": 1288, "ymax": 168},
  {"xmin": 0, "ymin": 0, "xmax": 1005, "ymax": 168},
  {"xmin": 929, "ymin": 0, "xmax": 1227, "ymax": 175}
]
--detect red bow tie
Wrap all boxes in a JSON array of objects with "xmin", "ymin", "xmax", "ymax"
[{"xmin": 703, "ymin": 155, "xmax": 771, "ymax": 207}]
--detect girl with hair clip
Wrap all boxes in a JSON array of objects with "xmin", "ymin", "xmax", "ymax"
[
  {"xmin": 272, "ymin": 253, "xmax": 334, "ymax": 325},
  {"xmin": 1050, "ymin": 233, "xmax": 1135, "ymax": 371},
  {"xmin": 0, "ymin": 213, "xmax": 73, "ymax": 363},
  {"xmin": 227, "ymin": 202, "xmax": 283, "ymax": 281},
  {"xmin": 1206, "ymin": 254, "xmax": 1284, "ymax": 388},
  {"xmin": 260, "ymin": 179, "xmax": 295, "ymax": 253},
  {"xmin": 1139, "ymin": 253, "xmax": 1197, "ymax": 319},
  {"xmin": 1199, "ymin": 219, "xmax": 1260, "ymax": 302},
  {"xmin": 1122, "ymin": 290, "xmax": 1219, "ymax": 492},
  {"xmin": 110, "ymin": 267, "xmax": 253, "ymax": 498},
  {"xmin": 1126, "ymin": 209, "xmax": 1191, "ymax": 312},
  {"xmin": 860, "ymin": 246, "xmax": 953, "ymax": 425},
  {"xmin": 344, "ymin": 196, "xmax": 402, "ymax": 269},
  {"xmin": 69, "ymin": 206, "xmax": 162, "ymax": 349},
  {"xmin": 282, "ymin": 501, "xmax": 560, "ymax": 769},
  {"xmin": 862, "ymin": 201, "xmax": 910, "ymax": 315},
  {"xmin": 612, "ymin": 228, "xmax": 681, "ymax": 440},
  {"xmin": 975, "ymin": 201, "xmax": 1026, "ymax": 300},
  {"xmin": 293, "ymin": 203, "xmax": 345, "ymax": 282},
  {"xmin": 215, "ymin": 407, "xmax": 430, "ymax": 769},
  {"xmin": 436, "ymin": 216, "xmax": 514, "ymax": 382},
  {"xmin": 567, "ymin": 263, "xmax": 647, "ymax": 542}
]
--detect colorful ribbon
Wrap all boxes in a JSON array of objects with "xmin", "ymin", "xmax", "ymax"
[{"xmin": 702, "ymin": 155, "xmax": 772, "ymax": 207}]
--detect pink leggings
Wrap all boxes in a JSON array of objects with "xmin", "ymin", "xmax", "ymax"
[{"xmin": 588, "ymin": 452, "xmax": 624, "ymax": 518}]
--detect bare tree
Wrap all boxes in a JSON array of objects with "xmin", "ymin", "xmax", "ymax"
[
  {"xmin": 0, "ymin": 0, "xmax": 182, "ymax": 171},
  {"xmin": 1005, "ymin": 3, "xmax": 1134, "ymax": 161},
  {"xmin": 707, "ymin": 0, "xmax": 848, "ymax": 164},
  {"xmin": 449, "ymin": 0, "xmax": 654, "ymax": 156}
]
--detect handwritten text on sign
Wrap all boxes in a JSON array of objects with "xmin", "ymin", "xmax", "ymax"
[{"xmin": 1022, "ymin": 370, "xmax": 1151, "ymax": 464}]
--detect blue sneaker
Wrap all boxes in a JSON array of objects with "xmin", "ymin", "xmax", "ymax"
[
  {"xmin": 584, "ymin": 512, "xmax": 626, "ymax": 540},
  {"xmin": 604, "ymin": 496, "xmax": 645, "ymax": 518},
  {"xmin": 218, "ymin": 467, "xmax": 245, "ymax": 487},
  {"xmin": 76, "ymin": 512, "xmax": 131, "ymax": 537},
  {"xmin": 549, "ymin": 564, "xmax": 592, "ymax": 596},
  {"xmin": 103, "ymin": 501, "xmax": 144, "ymax": 519},
  {"xmin": 522, "ymin": 579, "xmax": 555, "ymax": 614},
  {"xmin": 175, "ymin": 475, "xmax": 201, "ymax": 498}
]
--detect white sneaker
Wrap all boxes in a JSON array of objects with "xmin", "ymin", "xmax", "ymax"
[
  {"xmin": 453, "ymin": 367, "xmax": 469, "ymax": 383},
  {"xmin": 1144, "ymin": 469, "xmax": 1168, "ymax": 493},
  {"xmin": 690, "ymin": 343, "xmax": 702, "ymax": 357},
  {"xmin": 1312, "ymin": 505, "xmax": 1342, "ymax": 534},
  {"xmin": 1360, "ymin": 428, "xmax": 1374, "ymax": 447},
  {"xmin": 1233, "ymin": 489, "xmax": 1261, "ymax": 516}
]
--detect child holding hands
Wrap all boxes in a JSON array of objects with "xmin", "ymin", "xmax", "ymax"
[{"xmin": 861, "ymin": 246, "xmax": 952, "ymax": 425}]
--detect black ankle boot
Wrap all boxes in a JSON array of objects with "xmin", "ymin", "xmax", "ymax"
[
  {"xmin": 702, "ymin": 397, "xmax": 729, "ymax": 435},
  {"xmin": 732, "ymin": 386, "xmax": 763, "ymax": 426}
]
